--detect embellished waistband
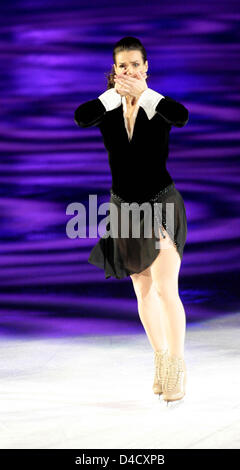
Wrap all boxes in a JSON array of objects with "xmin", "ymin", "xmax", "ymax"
[{"xmin": 110, "ymin": 182, "xmax": 175, "ymax": 204}]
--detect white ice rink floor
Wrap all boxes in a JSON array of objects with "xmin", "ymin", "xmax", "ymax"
[{"xmin": 0, "ymin": 312, "xmax": 239, "ymax": 449}]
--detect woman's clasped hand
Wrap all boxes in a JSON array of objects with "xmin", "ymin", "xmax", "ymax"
[{"xmin": 113, "ymin": 71, "xmax": 148, "ymax": 98}]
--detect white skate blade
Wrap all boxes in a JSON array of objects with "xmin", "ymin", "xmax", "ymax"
[{"xmin": 165, "ymin": 397, "xmax": 185, "ymax": 409}]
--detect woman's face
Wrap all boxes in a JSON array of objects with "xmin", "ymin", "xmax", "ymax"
[{"xmin": 114, "ymin": 50, "xmax": 148, "ymax": 78}]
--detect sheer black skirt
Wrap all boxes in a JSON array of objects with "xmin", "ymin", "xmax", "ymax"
[{"xmin": 88, "ymin": 182, "xmax": 187, "ymax": 279}]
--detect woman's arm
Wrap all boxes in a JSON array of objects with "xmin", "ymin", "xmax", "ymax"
[
  {"xmin": 74, "ymin": 88, "xmax": 122, "ymax": 128},
  {"xmin": 138, "ymin": 88, "xmax": 189, "ymax": 128}
]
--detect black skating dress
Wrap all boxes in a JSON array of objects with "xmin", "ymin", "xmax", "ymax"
[{"xmin": 74, "ymin": 86, "xmax": 189, "ymax": 279}]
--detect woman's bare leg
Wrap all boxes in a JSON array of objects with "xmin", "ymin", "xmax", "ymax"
[
  {"xmin": 150, "ymin": 227, "xmax": 186, "ymax": 358},
  {"xmin": 130, "ymin": 267, "xmax": 169, "ymax": 352}
]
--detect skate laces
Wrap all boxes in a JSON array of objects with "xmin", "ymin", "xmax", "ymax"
[
  {"xmin": 165, "ymin": 355, "xmax": 184, "ymax": 392},
  {"xmin": 155, "ymin": 350, "xmax": 167, "ymax": 384}
]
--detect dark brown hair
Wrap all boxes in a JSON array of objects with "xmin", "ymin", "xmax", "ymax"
[{"xmin": 104, "ymin": 36, "xmax": 150, "ymax": 89}]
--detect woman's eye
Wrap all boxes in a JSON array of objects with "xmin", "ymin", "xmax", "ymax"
[{"xmin": 119, "ymin": 64, "xmax": 139, "ymax": 68}]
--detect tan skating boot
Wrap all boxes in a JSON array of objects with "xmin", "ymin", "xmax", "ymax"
[
  {"xmin": 162, "ymin": 353, "xmax": 187, "ymax": 404},
  {"xmin": 152, "ymin": 349, "xmax": 168, "ymax": 395}
]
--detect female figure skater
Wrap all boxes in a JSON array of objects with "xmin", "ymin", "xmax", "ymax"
[{"xmin": 74, "ymin": 37, "xmax": 189, "ymax": 405}]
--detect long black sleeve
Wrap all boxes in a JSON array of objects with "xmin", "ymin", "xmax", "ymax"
[
  {"xmin": 155, "ymin": 95, "xmax": 189, "ymax": 128},
  {"xmin": 74, "ymin": 99, "xmax": 106, "ymax": 128}
]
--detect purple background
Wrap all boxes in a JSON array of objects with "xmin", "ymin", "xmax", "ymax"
[{"xmin": 1, "ymin": 0, "xmax": 240, "ymax": 338}]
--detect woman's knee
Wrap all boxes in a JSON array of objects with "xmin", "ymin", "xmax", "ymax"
[
  {"xmin": 130, "ymin": 269, "xmax": 153, "ymax": 300},
  {"xmin": 153, "ymin": 279, "xmax": 178, "ymax": 300}
]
